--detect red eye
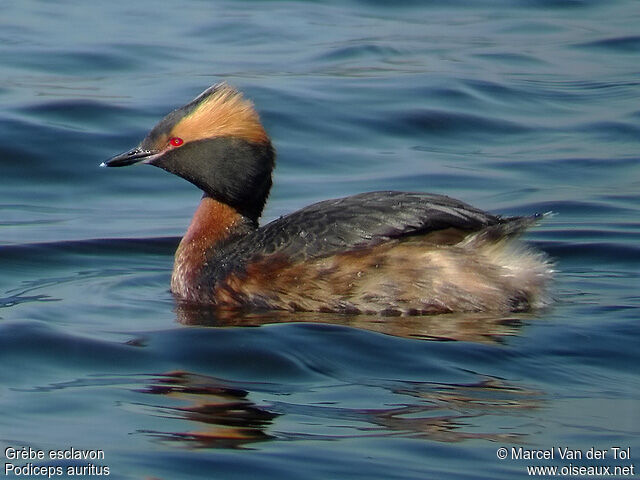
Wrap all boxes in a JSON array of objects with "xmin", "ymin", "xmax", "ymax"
[{"xmin": 169, "ymin": 137, "xmax": 184, "ymax": 147}]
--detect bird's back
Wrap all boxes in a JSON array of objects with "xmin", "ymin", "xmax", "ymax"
[{"xmin": 194, "ymin": 191, "xmax": 550, "ymax": 314}]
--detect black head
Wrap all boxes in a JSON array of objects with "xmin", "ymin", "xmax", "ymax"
[{"xmin": 103, "ymin": 83, "xmax": 275, "ymax": 223}]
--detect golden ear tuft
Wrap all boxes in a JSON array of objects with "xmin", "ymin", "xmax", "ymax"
[{"xmin": 172, "ymin": 83, "xmax": 269, "ymax": 145}]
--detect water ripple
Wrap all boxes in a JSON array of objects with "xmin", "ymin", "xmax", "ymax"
[{"xmin": 576, "ymin": 35, "xmax": 640, "ymax": 53}]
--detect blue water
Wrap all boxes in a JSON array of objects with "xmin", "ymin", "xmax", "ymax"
[{"xmin": 1, "ymin": 1, "xmax": 639, "ymax": 478}]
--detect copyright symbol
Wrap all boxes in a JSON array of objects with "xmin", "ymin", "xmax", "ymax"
[{"xmin": 497, "ymin": 447, "xmax": 508, "ymax": 460}]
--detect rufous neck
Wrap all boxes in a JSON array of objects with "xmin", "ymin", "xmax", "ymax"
[
  {"xmin": 181, "ymin": 196, "xmax": 246, "ymax": 248},
  {"xmin": 172, "ymin": 195, "xmax": 252, "ymax": 300}
]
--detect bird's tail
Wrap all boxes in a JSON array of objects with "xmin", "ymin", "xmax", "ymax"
[{"xmin": 459, "ymin": 213, "xmax": 554, "ymax": 310}]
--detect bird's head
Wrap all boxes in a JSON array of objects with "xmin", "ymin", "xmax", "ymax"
[{"xmin": 103, "ymin": 83, "xmax": 274, "ymax": 222}]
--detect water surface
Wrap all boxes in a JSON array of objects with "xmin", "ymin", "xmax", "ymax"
[{"xmin": 1, "ymin": 1, "xmax": 639, "ymax": 479}]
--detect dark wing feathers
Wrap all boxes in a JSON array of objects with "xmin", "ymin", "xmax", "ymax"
[{"xmin": 223, "ymin": 191, "xmax": 515, "ymax": 264}]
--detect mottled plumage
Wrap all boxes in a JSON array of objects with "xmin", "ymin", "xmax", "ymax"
[{"xmin": 104, "ymin": 83, "xmax": 552, "ymax": 314}]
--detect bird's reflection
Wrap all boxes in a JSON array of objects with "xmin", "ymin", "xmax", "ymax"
[
  {"xmin": 136, "ymin": 371, "xmax": 278, "ymax": 449},
  {"xmin": 134, "ymin": 302, "xmax": 546, "ymax": 448},
  {"xmin": 175, "ymin": 302, "xmax": 534, "ymax": 343},
  {"xmin": 135, "ymin": 371, "xmax": 542, "ymax": 449}
]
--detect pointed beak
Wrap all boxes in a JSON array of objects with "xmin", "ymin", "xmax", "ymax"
[{"xmin": 100, "ymin": 147, "xmax": 160, "ymax": 168}]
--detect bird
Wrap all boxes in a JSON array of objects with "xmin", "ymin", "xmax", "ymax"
[{"xmin": 102, "ymin": 83, "xmax": 551, "ymax": 315}]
